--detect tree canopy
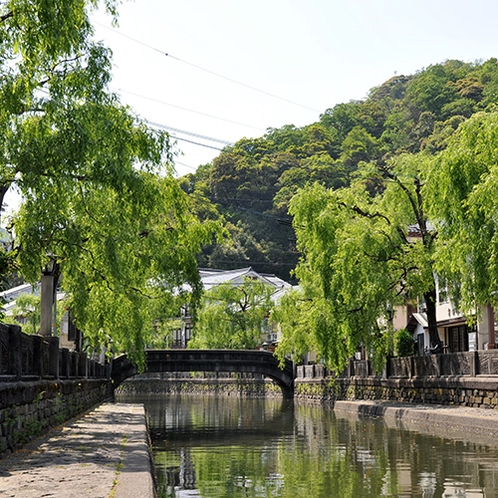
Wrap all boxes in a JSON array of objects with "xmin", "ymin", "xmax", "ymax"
[
  {"xmin": 189, "ymin": 278, "xmax": 275, "ymax": 350},
  {"xmin": 0, "ymin": 0, "xmax": 222, "ymax": 362},
  {"xmin": 426, "ymin": 111, "xmax": 498, "ymax": 315},
  {"xmin": 274, "ymin": 153, "xmax": 441, "ymax": 370}
]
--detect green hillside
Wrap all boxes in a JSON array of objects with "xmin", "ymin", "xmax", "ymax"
[{"xmin": 180, "ymin": 58, "xmax": 498, "ymax": 282}]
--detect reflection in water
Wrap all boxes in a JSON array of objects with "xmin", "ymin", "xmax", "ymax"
[{"xmin": 122, "ymin": 395, "xmax": 498, "ymax": 497}]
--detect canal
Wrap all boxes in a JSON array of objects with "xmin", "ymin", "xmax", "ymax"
[{"xmin": 120, "ymin": 394, "xmax": 498, "ymax": 497}]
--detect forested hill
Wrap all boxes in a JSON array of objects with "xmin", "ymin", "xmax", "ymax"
[{"xmin": 179, "ymin": 58, "xmax": 498, "ymax": 282}]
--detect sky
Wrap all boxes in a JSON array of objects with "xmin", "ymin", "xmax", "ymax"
[{"xmin": 88, "ymin": 0, "xmax": 498, "ymax": 178}]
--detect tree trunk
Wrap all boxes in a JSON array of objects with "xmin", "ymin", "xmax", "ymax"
[{"xmin": 424, "ymin": 288, "xmax": 443, "ymax": 353}]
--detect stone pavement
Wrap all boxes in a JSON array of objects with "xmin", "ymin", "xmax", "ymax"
[
  {"xmin": 334, "ymin": 400, "xmax": 498, "ymax": 446},
  {"xmin": 0, "ymin": 403, "xmax": 155, "ymax": 498}
]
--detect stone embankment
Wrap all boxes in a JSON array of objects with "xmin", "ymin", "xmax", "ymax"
[
  {"xmin": 0, "ymin": 403, "xmax": 154, "ymax": 498},
  {"xmin": 294, "ymin": 355, "xmax": 498, "ymax": 409},
  {"xmin": 0, "ymin": 323, "xmax": 112, "ymax": 458},
  {"xmin": 117, "ymin": 371, "xmax": 282, "ymax": 397},
  {"xmin": 334, "ymin": 400, "xmax": 498, "ymax": 447}
]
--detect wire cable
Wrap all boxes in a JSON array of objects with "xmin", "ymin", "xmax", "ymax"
[
  {"xmin": 168, "ymin": 134, "xmax": 225, "ymax": 151},
  {"xmin": 164, "ymin": 53, "xmax": 320, "ymax": 113},
  {"xmin": 117, "ymin": 88, "xmax": 264, "ymax": 131},
  {"xmin": 147, "ymin": 121, "xmax": 233, "ymax": 146},
  {"xmin": 95, "ymin": 22, "xmax": 320, "ymax": 114}
]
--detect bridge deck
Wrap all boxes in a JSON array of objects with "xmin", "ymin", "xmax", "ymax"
[{"xmin": 112, "ymin": 349, "xmax": 295, "ymax": 398}]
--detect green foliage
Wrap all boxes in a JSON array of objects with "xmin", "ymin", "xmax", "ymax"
[
  {"xmin": 189, "ymin": 278, "xmax": 275, "ymax": 349},
  {"xmin": 16, "ymin": 173, "xmax": 222, "ymax": 363},
  {"xmin": 4, "ymin": 293, "xmax": 40, "ymax": 335},
  {"xmin": 187, "ymin": 59, "xmax": 498, "ymax": 285},
  {"xmin": 275, "ymin": 152, "xmax": 441, "ymax": 371},
  {"xmin": 394, "ymin": 328, "xmax": 415, "ymax": 357},
  {"xmin": 0, "ymin": 0, "xmax": 223, "ymax": 363},
  {"xmin": 426, "ymin": 110, "xmax": 498, "ymax": 314}
]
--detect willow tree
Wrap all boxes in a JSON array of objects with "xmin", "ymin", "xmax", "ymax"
[
  {"xmin": 425, "ymin": 111, "xmax": 498, "ymax": 315},
  {"xmin": 275, "ymin": 155, "xmax": 441, "ymax": 371},
  {"xmin": 0, "ymin": 0, "xmax": 222, "ymax": 362},
  {"xmin": 189, "ymin": 278, "xmax": 275, "ymax": 350}
]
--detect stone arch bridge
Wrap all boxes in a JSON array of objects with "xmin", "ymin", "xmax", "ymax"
[{"xmin": 111, "ymin": 349, "xmax": 295, "ymax": 399}]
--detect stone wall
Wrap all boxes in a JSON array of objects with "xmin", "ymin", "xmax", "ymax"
[
  {"xmin": 0, "ymin": 323, "xmax": 112, "ymax": 458},
  {"xmin": 116, "ymin": 372, "xmax": 282, "ymax": 398},
  {"xmin": 0, "ymin": 378, "xmax": 112, "ymax": 458},
  {"xmin": 294, "ymin": 351, "xmax": 498, "ymax": 407},
  {"xmin": 295, "ymin": 371, "xmax": 498, "ymax": 408}
]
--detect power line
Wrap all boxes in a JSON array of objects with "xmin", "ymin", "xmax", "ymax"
[
  {"xmin": 168, "ymin": 134, "xmax": 224, "ymax": 151},
  {"xmin": 165, "ymin": 53, "xmax": 320, "ymax": 113},
  {"xmin": 95, "ymin": 22, "xmax": 320, "ymax": 113},
  {"xmin": 117, "ymin": 88, "xmax": 264, "ymax": 132},
  {"xmin": 147, "ymin": 121, "xmax": 233, "ymax": 146}
]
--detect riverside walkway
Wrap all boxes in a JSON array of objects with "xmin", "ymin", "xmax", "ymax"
[
  {"xmin": 0, "ymin": 403, "xmax": 154, "ymax": 498},
  {"xmin": 334, "ymin": 400, "xmax": 498, "ymax": 446}
]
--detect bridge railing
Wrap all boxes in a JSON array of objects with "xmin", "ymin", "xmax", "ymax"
[
  {"xmin": 0, "ymin": 323, "xmax": 109, "ymax": 382},
  {"xmin": 144, "ymin": 349, "xmax": 294, "ymax": 376}
]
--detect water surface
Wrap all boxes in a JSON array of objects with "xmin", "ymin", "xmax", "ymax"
[{"xmin": 132, "ymin": 395, "xmax": 498, "ymax": 497}]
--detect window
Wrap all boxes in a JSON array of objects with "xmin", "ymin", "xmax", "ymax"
[{"xmin": 447, "ymin": 325, "xmax": 468, "ymax": 353}]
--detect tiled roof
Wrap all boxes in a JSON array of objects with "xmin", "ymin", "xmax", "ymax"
[{"xmin": 199, "ymin": 267, "xmax": 291, "ymax": 291}]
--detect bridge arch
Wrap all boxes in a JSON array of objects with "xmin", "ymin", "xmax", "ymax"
[{"xmin": 111, "ymin": 349, "xmax": 295, "ymax": 399}]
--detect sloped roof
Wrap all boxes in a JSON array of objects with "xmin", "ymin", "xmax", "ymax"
[
  {"xmin": 0, "ymin": 283, "xmax": 40, "ymax": 303},
  {"xmin": 407, "ymin": 312, "xmax": 428, "ymax": 333},
  {"xmin": 199, "ymin": 267, "xmax": 291, "ymax": 291}
]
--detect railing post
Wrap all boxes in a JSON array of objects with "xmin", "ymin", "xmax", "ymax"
[
  {"xmin": 437, "ymin": 353, "xmax": 443, "ymax": 377},
  {"xmin": 8, "ymin": 325, "xmax": 22, "ymax": 380},
  {"xmin": 60, "ymin": 349, "xmax": 69, "ymax": 378},
  {"xmin": 79, "ymin": 352, "xmax": 88, "ymax": 378},
  {"xmin": 32, "ymin": 334, "xmax": 43, "ymax": 378},
  {"xmin": 385, "ymin": 356, "xmax": 391, "ymax": 379},
  {"xmin": 48, "ymin": 336, "xmax": 59, "ymax": 379},
  {"xmin": 470, "ymin": 351, "xmax": 477, "ymax": 377}
]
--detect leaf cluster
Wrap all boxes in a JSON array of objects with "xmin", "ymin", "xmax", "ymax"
[{"xmin": 0, "ymin": 0, "xmax": 224, "ymax": 363}]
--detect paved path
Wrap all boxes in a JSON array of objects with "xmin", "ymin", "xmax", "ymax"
[
  {"xmin": 0, "ymin": 403, "xmax": 155, "ymax": 498},
  {"xmin": 334, "ymin": 400, "xmax": 498, "ymax": 446}
]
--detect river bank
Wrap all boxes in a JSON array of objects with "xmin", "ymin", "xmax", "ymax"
[
  {"xmin": 334, "ymin": 399, "xmax": 498, "ymax": 447},
  {"xmin": 2, "ymin": 398, "xmax": 498, "ymax": 497},
  {"xmin": 0, "ymin": 403, "xmax": 154, "ymax": 498}
]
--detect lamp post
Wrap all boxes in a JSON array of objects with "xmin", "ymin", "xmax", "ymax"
[{"xmin": 40, "ymin": 258, "xmax": 59, "ymax": 338}]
